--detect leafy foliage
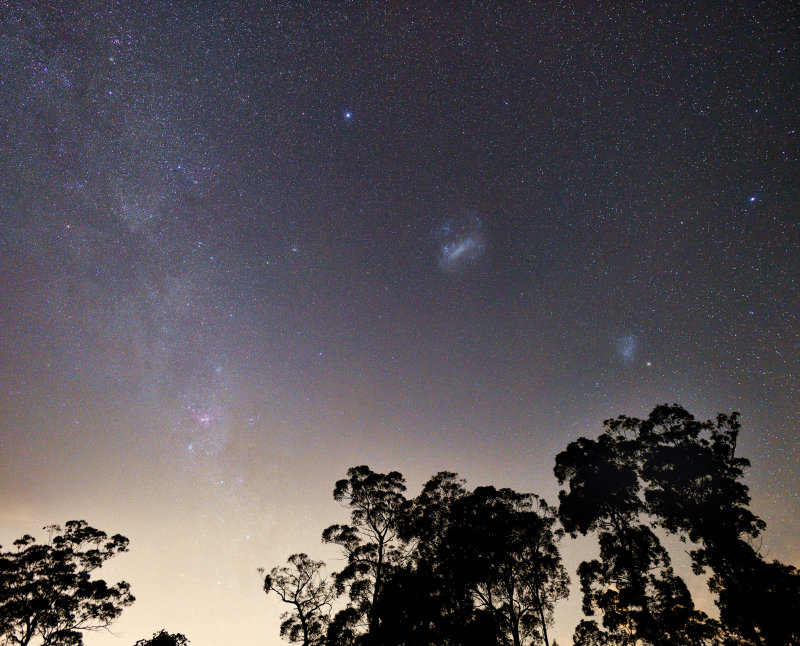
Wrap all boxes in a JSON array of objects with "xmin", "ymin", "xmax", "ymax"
[
  {"xmin": 133, "ymin": 630, "xmax": 189, "ymax": 646},
  {"xmin": 441, "ymin": 486, "xmax": 570, "ymax": 646},
  {"xmin": 321, "ymin": 468, "xmax": 568, "ymax": 646},
  {"xmin": 0, "ymin": 520, "xmax": 134, "ymax": 646},
  {"xmin": 639, "ymin": 406, "xmax": 800, "ymax": 644},
  {"xmin": 555, "ymin": 422, "xmax": 691, "ymax": 644}
]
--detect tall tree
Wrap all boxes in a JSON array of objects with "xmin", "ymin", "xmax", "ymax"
[
  {"xmin": 383, "ymin": 475, "xmax": 568, "ymax": 646},
  {"xmin": 260, "ymin": 554, "xmax": 335, "ymax": 646},
  {"xmin": 321, "ymin": 466, "xmax": 407, "ymax": 645},
  {"xmin": 0, "ymin": 520, "xmax": 134, "ymax": 646},
  {"xmin": 555, "ymin": 415, "xmax": 716, "ymax": 645},
  {"xmin": 401, "ymin": 471, "xmax": 468, "ymax": 569},
  {"xmin": 444, "ymin": 487, "xmax": 569, "ymax": 646},
  {"xmin": 383, "ymin": 471, "xmax": 491, "ymax": 646},
  {"xmin": 558, "ymin": 404, "xmax": 800, "ymax": 645},
  {"xmin": 637, "ymin": 405, "xmax": 800, "ymax": 645}
]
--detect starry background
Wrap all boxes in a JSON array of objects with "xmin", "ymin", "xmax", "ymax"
[{"xmin": 0, "ymin": 2, "xmax": 798, "ymax": 644}]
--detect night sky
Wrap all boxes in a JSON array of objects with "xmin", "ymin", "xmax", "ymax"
[{"xmin": 1, "ymin": 3, "xmax": 798, "ymax": 644}]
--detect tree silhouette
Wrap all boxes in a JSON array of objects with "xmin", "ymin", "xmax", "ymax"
[
  {"xmin": 0, "ymin": 520, "xmax": 134, "ymax": 646},
  {"xmin": 555, "ymin": 411, "xmax": 716, "ymax": 644},
  {"xmin": 387, "ymin": 471, "xmax": 479, "ymax": 646},
  {"xmin": 133, "ymin": 630, "xmax": 189, "ymax": 646},
  {"xmin": 443, "ymin": 487, "xmax": 569, "ymax": 646},
  {"xmin": 260, "ymin": 554, "xmax": 335, "ymax": 646},
  {"xmin": 637, "ymin": 405, "xmax": 800, "ymax": 645},
  {"xmin": 377, "ymin": 475, "xmax": 569, "ymax": 646},
  {"xmin": 557, "ymin": 404, "xmax": 800, "ymax": 645},
  {"xmin": 322, "ymin": 466, "xmax": 407, "ymax": 644},
  {"xmin": 263, "ymin": 417, "xmax": 797, "ymax": 646}
]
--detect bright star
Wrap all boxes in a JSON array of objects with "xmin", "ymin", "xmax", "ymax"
[{"xmin": 344, "ymin": 111, "xmax": 352, "ymax": 119}]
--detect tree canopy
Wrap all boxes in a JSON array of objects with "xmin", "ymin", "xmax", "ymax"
[
  {"xmin": 556, "ymin": 404, "xmax": 800, "ymax": 645},
  {"xmin": 262, "ymin": 405, "xmax": 800, "ymax": 646},
  {"xmin": 321, "ymin": 466, "xmax": 408, "ymax": 644},
  {"xmin": 4, "ymin": 407, "xmax": 792, "ymax": 646},
  {"xmin": 267, "ymin": 467, "xmax": 569, "ymax": 646},
  {"xmin": 133, "ymin": 630, "xmax": 189, "ymax": 646},
  {"xmin": 0, "ymin": 520, "xmax": 134, "ymax": 646}
]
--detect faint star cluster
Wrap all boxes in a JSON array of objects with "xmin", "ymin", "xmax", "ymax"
[
  {"xmin": 617, "ymin": 335, "xmax": 637, "ymax": 362},
  {"xmin": 435, "ymin": 214, "xmax": 487, "ymax": 273}
]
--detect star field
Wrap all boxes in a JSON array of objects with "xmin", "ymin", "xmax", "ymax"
[{"xmin": 1, "ymin": 3, "xmax": 798, "ymax": 645}]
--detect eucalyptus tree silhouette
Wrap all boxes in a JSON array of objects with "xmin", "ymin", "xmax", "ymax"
[
  {"xmin": 322, "ymin": 466, "xmax": 407, "ymax": 645},
  {"xmin": 377, "ymin": 473, "xmax": 569, "ymax": 646},
  {"xmin": 260, "ymin": 554, "xmax": 335, "ymax": 646},
  {"xmin": 262, "ymin": 415, "xmax": 798, "ymax": 646},
  {"xmin": 442, "ymin": 486, "xmax": 569, "ymax": 646},
  {"xmin": 0, "ymin": 520, "xmax": 133, "ymax": 646},
  {"xmin": 555, "ymin": 409, "xmax": 716, "ymax": 645},
  {"xmin": 638, "ymin": 405, "xmax": 800, "ymax": 645},
  {"xmin": 556, "ymin": 404, "xmax": 800, "ymax": 645}
]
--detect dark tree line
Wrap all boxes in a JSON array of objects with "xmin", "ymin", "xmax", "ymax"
[
  {"xmin": 264, "ymin": 406, "xmax": 800, "ymax": 646},
  {"xmin": 265, "ymin": 469, "xmax": 569, "ymax": 646},
  {"xmin": 1, "ymin": 405, "xmax": 797, "ymax": 646}
]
